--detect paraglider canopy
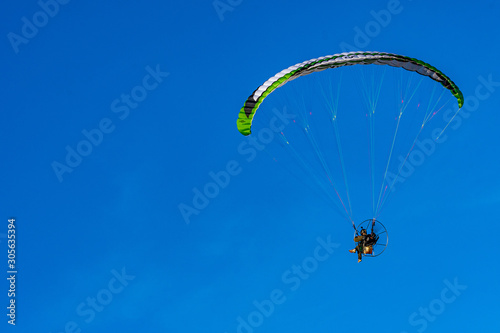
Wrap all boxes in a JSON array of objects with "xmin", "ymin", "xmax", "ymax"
[{"xmin": 237, "ymin": 51, "xmax": 463, "ymax": 136}]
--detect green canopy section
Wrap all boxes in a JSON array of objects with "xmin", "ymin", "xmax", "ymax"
[{"xmin": 237, "ymin": 51, "xmax": 463, "ymax": 136}]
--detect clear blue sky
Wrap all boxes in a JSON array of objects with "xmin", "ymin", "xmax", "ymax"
[{"xmin": 1, "ymin": 0, "xmax": 499, "ymax": 332}]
